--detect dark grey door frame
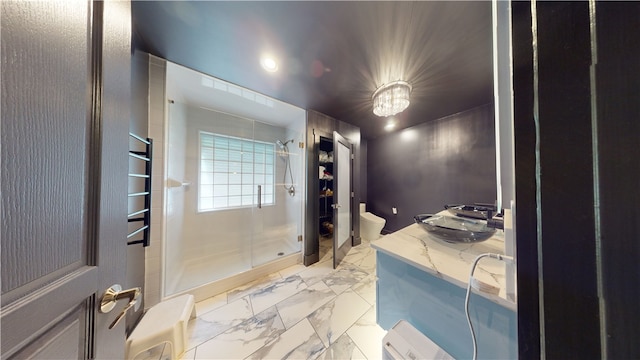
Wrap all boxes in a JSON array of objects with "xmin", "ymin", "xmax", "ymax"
[{"xmin": 513, "ymin": 1, "xmax": 640, "ymax": 358}]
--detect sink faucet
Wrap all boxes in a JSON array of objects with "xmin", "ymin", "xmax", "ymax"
[{"xmin": 475, "ymin": 203, "xmax": 504, "ymax": 230}]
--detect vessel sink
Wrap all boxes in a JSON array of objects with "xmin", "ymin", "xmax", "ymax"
[
  {"xmin": 413, "ymin": 214, "xmax": 496, "ymax": 243},
  {"xmin": 444, "ymin": 204, "xmax": 490, "ymax": 220}
]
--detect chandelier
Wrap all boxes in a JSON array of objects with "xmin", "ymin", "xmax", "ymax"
[{"xmin": 372, "ymin": 80, "xmax": 412, "ymax": 117}]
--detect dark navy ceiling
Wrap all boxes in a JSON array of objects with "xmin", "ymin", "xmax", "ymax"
[{"xmin": 132, "ymin": 1, "xmax": 493, "ymax": 139}]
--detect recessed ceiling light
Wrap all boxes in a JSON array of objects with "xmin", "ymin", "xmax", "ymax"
[
  {"xmin": 384, "ymin": 121, "xmax": 396, "ymax": 131},
  {"xmin": 260, "ymin": 56, "xmax": 278, "ymax": 72}
]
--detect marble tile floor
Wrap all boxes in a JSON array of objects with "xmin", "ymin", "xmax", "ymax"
[
  {"xmin": 318, "ymin": 235, "xmax": 332, "ymax": 261},
  {"xmin": 135, "ymin": 239, "xmax": 385, "ymax": 360}
]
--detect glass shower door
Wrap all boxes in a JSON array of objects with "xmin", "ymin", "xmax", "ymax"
[
  {"xmin": 165, "ymin": 101, "xmax": 256, "ymax": 295},
  {"xmin": 164, "ymin": 101, "xmax": 304, "ymax": 297},
  {"xmin": 251, "ymin": 121, "xmax": 303, "ymax": 267}
]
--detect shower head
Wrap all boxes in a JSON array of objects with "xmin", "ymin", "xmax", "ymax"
[{"xmin": 276, "ymin": 139, "xmax": 293, "ymax": 149}]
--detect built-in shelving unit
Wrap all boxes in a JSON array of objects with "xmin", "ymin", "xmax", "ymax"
[
  {"xmin": 318, "ymin": 137, "xmax": 334, "ymax": 237},
  {"xmin": 305, "ymin": 110, "xmax": 362, "ymax": 267}
]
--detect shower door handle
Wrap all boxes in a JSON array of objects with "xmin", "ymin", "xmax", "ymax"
[{"xmin": 257, "ymin": 185, "xmax": 262, "ymax": 208}]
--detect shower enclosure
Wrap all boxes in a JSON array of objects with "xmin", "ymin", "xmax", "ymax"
[{"xmin": 162, "ymin": 93, "xmax": 305, "ymax": 297}]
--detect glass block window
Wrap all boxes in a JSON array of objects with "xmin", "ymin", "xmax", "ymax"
[{"xmin": 199, "ymin": 132, "xmax": 275, "ymax": 211}]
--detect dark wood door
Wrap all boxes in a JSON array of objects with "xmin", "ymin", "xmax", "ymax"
[
  {"xmin": 1, "ymin": 1, "xmax": 131, "ymax": 358},
  {"xmin": 332, "ymin": 131, "xmax": 353, "ymax": 269}
]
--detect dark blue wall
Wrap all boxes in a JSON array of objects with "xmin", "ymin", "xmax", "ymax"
[{"xmin": 366, "ymin": 103, "xmax": 496, "ymax": 232}]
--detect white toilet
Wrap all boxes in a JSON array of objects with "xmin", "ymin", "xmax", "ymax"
[{"xmin": 360, "ymin": 203, "xmax": 386, "ymax": 241}]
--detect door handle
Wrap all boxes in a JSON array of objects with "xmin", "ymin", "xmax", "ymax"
[
  {"xmin": 257, "ymin": 185, "xmax": 262, "ymax": 209},
  {"xmin": 331, "ymin": 203, "xmax": 341, "ymax": 209},
  {"xmin": 100, "ymin": 284, "xmax": 142, "ymax": 329}
]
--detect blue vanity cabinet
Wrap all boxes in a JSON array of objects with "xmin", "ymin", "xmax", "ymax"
[{"xmin": 376, "ymin": 251, "xmax": 517, "ymax": 359}]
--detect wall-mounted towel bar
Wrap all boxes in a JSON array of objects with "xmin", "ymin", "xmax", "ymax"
[
  {"xmin": 127, "ymin": 132, "xmax": 153, "ymax": 246},
  {"xmin": 166, "ymin": 178, "xmax": 191, "ymax": 189}
]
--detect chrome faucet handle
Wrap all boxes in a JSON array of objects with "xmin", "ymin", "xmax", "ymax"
[{"xmin": 474, "ymin": 202, "xmax": 497, "ymax": 210}]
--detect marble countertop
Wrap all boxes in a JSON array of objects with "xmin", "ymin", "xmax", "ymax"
[{"xmin": 371, "ymin": 216, "xmax": 516, "ymax": 311}]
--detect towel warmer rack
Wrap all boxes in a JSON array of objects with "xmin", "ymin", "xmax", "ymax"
[{"xmin": 127, "ymin": 132, "xmax": 153, "ymax": 246}]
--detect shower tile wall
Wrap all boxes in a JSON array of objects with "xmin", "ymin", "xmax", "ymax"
[{"xmin": 145, "ymin": 55, "xmax": 167, "ymax": 308}]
